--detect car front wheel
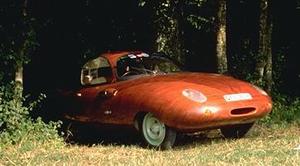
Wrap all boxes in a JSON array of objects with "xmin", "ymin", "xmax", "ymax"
[
  {"xmin": 220, "ymin": 122, "xmax": 254, "ymax": 139},
  {"xmin": 140, "ymin": 112, "xmax": 176, "ymax": 150}
]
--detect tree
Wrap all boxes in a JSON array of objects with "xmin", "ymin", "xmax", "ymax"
[
  {"xmin": 139, "ymin": 0, "xmax": 211, "ymax": 65},
  {"xmin": 0, "ymin": 0, "xmax": 37, "ymax": 96},
  {"xmin": 215, "ymin": 0, "xmax": 228, "ymax": 74},
  {"xmin": 255, "ymin": 0, "xmax": 273, "ymax": 93},
  {"xmin": 140, "ymin": 0, "xmax": 185, "ymax": 63}
]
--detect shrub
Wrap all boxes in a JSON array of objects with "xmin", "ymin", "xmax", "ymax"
[
  {"xmin": 260, "ymin": 93, "xmax": 300, "ymax": 125},
  {"xmin": 0, "ymin": 83, "xmax": 62, "ymax": 146}
]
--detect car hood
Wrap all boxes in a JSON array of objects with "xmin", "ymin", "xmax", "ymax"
[{"xmin": 116, "ymin": 72, "xmax": 260, "ymax": 97}]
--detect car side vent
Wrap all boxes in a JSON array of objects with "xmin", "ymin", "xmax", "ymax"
[{"xmin": 231, "ymin": 107, "xmax": 256, "ymax": 115}]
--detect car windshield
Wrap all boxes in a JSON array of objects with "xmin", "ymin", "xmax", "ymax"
[{"xmin": 117, "ymin": 53, "xmax": 181, "ymax": 78}]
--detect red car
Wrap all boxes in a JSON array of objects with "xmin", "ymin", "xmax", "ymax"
[{"xmin": 61, "ymin": 51, "xmax": 272, "ymax": 149}]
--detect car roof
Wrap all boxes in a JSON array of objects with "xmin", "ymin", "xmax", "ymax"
[{"xmin": 100, "ymin": 51, "xmax": 144, "ymax": 68}]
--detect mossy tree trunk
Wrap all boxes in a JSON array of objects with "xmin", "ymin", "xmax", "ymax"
[
  {"xmin": 216, "ymin": 0, "xmax": 228, "ymax": 74},
  {"xmin": 256, "ymin": 0, "xmax": 273, "ymax": 93}
]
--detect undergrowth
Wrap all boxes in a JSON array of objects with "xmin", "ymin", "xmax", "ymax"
[
  {"xmin": 259, "ymin": 93, "xmax": 300, "ymax": 126},
  {"xmin": 0, "ymin": 84, "xmax": 63, "ymax": 148}
]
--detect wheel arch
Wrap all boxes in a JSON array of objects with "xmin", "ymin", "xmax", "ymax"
[{"xmin": 133, "ymin": 111, "xmax": 147, "ymax": 131}]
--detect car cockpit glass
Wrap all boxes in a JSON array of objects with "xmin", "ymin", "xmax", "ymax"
[
  {"xmin": 81, "ymin": 57, "xmax": 112, "ymax": 85},
  {"xmin": 116, "ymin": 53, "xmax": 181, "ymax": 79}
]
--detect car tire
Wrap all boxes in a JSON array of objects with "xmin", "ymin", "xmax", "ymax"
[
  {"xmin": 220, "ymin": 122, "xmax": 254, "ymax": 139},
  {"xmin": 140, "ymin": 112, "xmax": 176, "ymax": 150}
]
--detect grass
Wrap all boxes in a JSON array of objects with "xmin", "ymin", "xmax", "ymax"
[{"xmin": 1, "ymin": 124, "xmax": 300, "ymax": 166}]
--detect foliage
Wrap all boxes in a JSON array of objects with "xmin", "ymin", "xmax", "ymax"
[
  {"xmin": 272, "ymin": 47, "xmax": 289, "ymax": 90},
  {"xmin": 260, "ymin": 94, "xmax": 300, "ymax": 125},
  {"xmin": 139, "ymin": 0, "xmax": 211, "ymax": 30},
  {"xmin": 0, "ymin": 0, "xmax": 38, "ymax": 83},
  {"xmin": 140, "ymin": 0, "xmax": 183, "ymax": 62},
  {"xmin": 139, "ymin": 0, "xmax": 212, "ymax": 63},
  {"xmin": 0, "ymin": 84, "xmax": 62, "ymax": 145},
  {"xmin": 184, "ymin": 0, "xmax": 215, "ymax": 31}
]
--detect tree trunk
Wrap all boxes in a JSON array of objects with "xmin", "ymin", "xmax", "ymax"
[
  {"xmin": 264, "ymin": 21, "xmax": 273, "ymax": 93},
  {"xmin": 216, "ymin": 0, "xmax": 228, "ymax": 74},
  {"xmin": 14, "ymin": 0, "xmax": 28, "ymax": 97},
  {"xmin": 256, "ymin": 0, "xmax": 273, "ymax": 93},
  {"xmin": 15, "ymin": 63, "xmax": 24, "ymax": 97}
]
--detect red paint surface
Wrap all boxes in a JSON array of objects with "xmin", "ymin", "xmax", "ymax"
[{"xmin": 61, "ymin": 51, "xmax": 272, "ymax": 132}]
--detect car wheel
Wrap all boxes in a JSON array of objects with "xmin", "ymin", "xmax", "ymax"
[
  {"xmin": 140, "ymin": 112, "xmax": 176, "ymax": 150},
  {"xmin": 220, "ymin": 122, "xmax": 254, "ymax": 139}
]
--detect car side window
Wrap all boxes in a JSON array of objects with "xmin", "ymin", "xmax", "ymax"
[{"xmin": 81, "ymin": 57, "xmax": 112, "ymax": 85}]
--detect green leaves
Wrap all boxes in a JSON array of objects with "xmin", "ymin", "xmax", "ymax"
[
  {"xmin": 0, "ymin": 84, "xmax": 61, "ymax": 145},
  {"xmin": 186, "ymin": 0, "xmax": 207, "ymax": 7},
  {"xmin": 260, "ymin": 94, "xmax": 300, "ymax": 125},
  {"xmin": 0, "ymin": 1, "xmax": 38, "ymax": 84},
  {"xmin": 138, "ymin": 0, "xmax": 146, "ymax": 7},
  {"xmin": 186, "ymin": 14, "xmax": 212, "ymax": 30}
]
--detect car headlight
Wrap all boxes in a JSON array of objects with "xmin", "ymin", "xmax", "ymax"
[
  {"xmin": 182, "ymin": 89, "xmax": 207, "ymax": 103},
  {"xmin": 252, "ymin": 85, "xmax": 268, "ymax": 96}
]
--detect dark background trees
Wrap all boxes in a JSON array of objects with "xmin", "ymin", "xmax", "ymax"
[{"xmin": 1, "ymin": 0, "xmax": 300, "ymax": 97}]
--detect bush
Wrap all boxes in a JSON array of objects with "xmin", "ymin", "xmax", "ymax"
[
  {"xmin": 0, "ymin": 84, "xmax": 62, "ymax": 146},
  {"xmin": 260, "ymin": 93, "xmax": 300, "ymax": 125}
]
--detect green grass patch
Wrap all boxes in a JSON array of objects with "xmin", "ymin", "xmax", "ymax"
[{"xmin": 1, "ymin": 124, "xmax": 299, "ymax": 165}]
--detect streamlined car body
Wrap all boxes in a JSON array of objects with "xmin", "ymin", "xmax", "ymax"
[{"xmin": 61, "ymin": 51, "xmax": 272, "ymax": 149}]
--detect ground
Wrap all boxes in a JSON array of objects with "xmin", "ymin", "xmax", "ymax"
[{"xmin": 1, "ymin": 124, "xmax": 299, "ymax": 165}]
